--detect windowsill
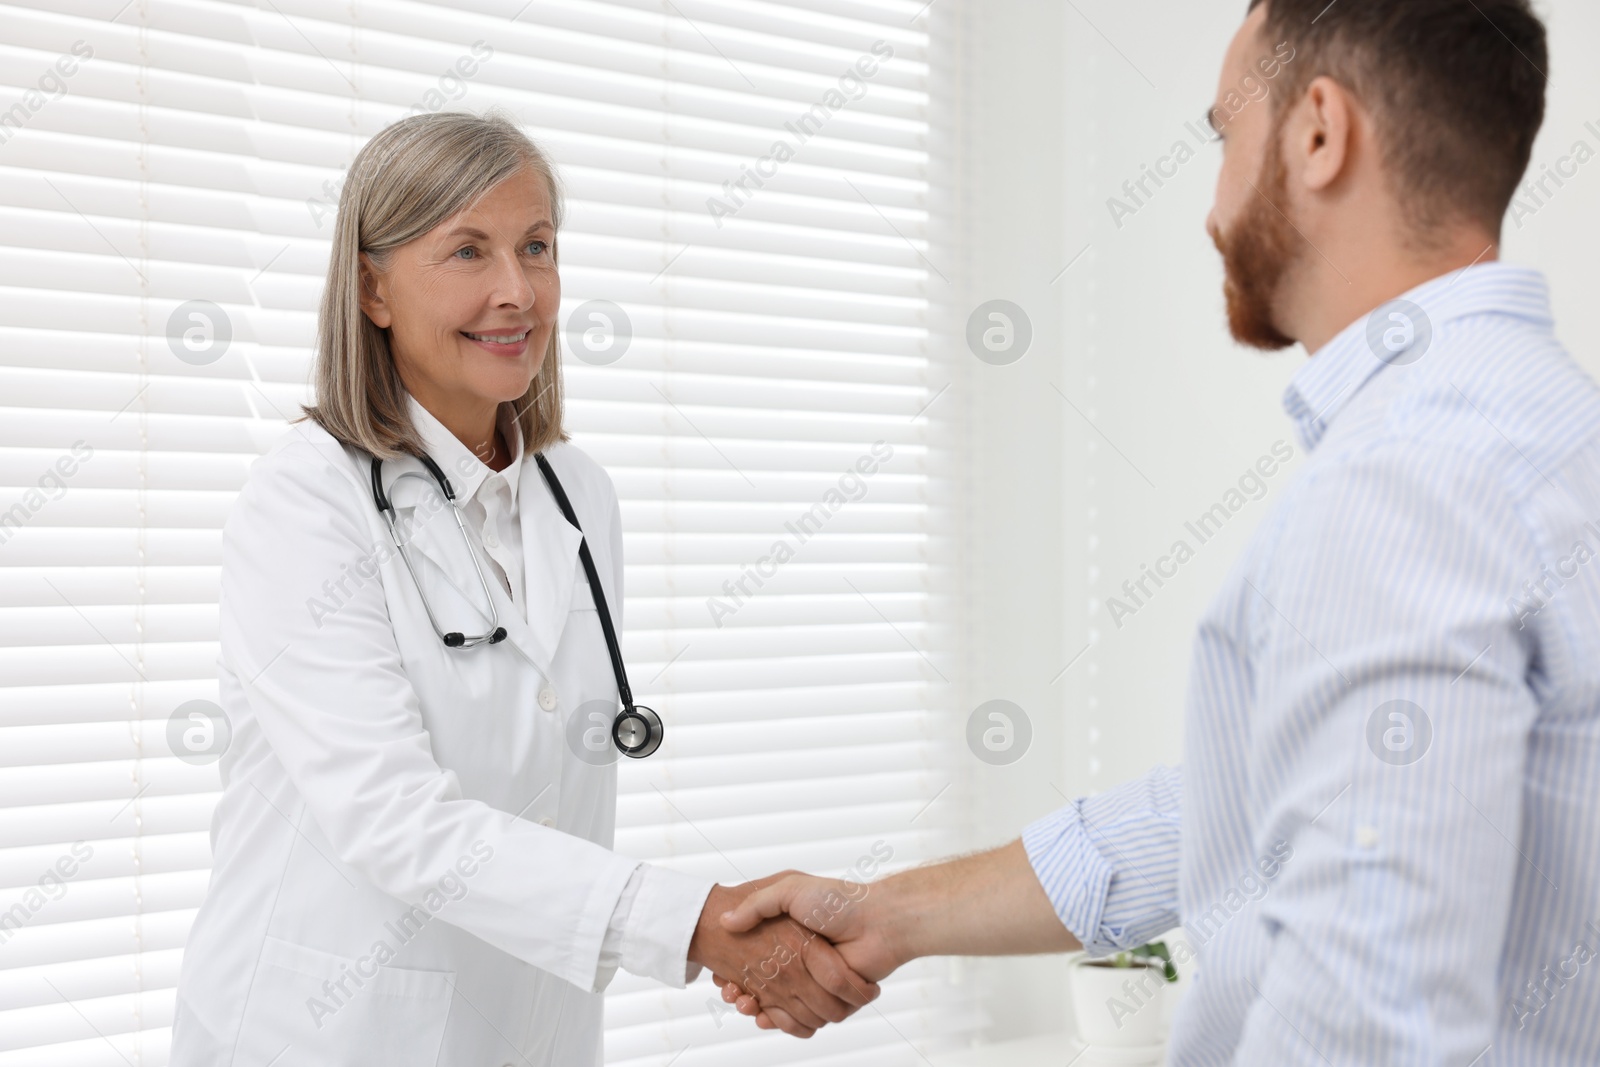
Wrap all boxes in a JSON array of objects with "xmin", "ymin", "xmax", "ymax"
[
  {"xmin": 930, "ymin": 1035, "xmax": 1061, "ymax": 1065},
  {"xmin": 932, "ymin": 1033, "xmax": 1169, "ymax": 1066}
]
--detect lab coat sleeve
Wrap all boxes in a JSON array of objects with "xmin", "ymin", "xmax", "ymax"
[
  {"xmin": 1233, "ymin": 440, "xmax": 1541, "ymax": 1065},
  {"xmin": 599, "ymin": 864, "xmax": 714, "ymax": 989},
  {"xmin": 219, "ymin": 436, "xmax": 646, "ymax": 993},
  {"xmin": 1021, "ymin": 763, "xmax": 1184, "ymax": 956},
  {"xmin": 591, "ymin": 486, "xmax": 716, "ymax": 988}
]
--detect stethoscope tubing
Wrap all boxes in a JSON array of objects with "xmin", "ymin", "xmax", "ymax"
[{"xmin": 368, "ymin": 450, "xmax": 661, "ymax": 757}]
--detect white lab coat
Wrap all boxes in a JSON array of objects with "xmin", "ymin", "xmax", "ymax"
[{"xmin": 169, "ymin": 414, "xmax": 696, "ymax": 1067}]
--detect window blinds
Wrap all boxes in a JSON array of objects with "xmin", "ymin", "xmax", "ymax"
[{"xmin": 0, "ymin": 0, "xmax": 970, "ymax": 1063}]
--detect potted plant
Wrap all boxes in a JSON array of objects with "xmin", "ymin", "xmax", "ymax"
[{"xmin": 1069, "ymin": 941, "xmax": 1179, "ymax": 1049}]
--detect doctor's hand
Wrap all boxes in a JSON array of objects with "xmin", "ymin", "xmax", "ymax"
[
  {"xmin": 689, "ymin": 878, "xmax": 880, "ymax": 1039},
  {"xmin": 711, "ymin": 873, "xmax": 903, "ymax": 1030}
]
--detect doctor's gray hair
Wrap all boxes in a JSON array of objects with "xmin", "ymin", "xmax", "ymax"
[{"xmin": 298, "ymin": 108, "xmax": 567, "ymax": 458}]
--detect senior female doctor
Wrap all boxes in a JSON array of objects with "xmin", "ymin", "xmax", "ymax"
[{"xmin": 168, "ymin": 111, "xmax": 875, "ymax": 1067}]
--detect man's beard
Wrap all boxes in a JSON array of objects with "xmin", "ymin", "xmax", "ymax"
[{"xmin": 1210, "ymin": 133, "xmax": 1299, "ymax": 351}]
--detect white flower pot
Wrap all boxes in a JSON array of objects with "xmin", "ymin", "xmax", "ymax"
[{"xmin": 1069, "ymin": 955, "xmax": 1170, "ymax": 1048}]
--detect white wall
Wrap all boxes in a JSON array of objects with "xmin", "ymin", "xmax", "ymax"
[
  {"xmin": 1507, "ymin": 0, "xmax": 1600, "ymax": 370},
  {"xmin": 959, "ymin": 0, "xmax": 1600, "ymax": 1048},
  {"xmin": 943, "ymin": 0, "xmax": 1074, "ymax": 1040}
]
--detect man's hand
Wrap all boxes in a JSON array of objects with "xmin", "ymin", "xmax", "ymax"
[
  {"xmin": 688, "ymin": 880, "xmax": 880, "ymax": 1039},
  {"xmin": 712, "ymin": 872, "xmax": 905, "ymax": 1028}
]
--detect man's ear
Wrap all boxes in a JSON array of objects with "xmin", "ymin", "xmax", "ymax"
[
  {"xmin": 1292, "ymin": 75, "xmax": 1355, "ymax": 194},
  {"xmin": 356, "ymin": 251, "xmax": 392, "ymax": 329}
]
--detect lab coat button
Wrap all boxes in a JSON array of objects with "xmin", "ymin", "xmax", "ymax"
[
  {"xmin": 537, "ymin": 817, "xmax": 555, "ymax": 828},
  {"xmin": 538, "ymin": 687, "xmax": 557, "ymax": 711},
  {"xmin": 484, "ymin": 528, "xmax": 498, "ymax": 547}
]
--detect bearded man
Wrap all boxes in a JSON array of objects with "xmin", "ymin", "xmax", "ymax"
[{"xmin": 712, "ymin": 3, "xmax": 1600, "ymax": 1064}]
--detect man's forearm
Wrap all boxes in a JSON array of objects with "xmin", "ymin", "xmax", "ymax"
[{"xmin": 872, "ymin": 840, "xmax": 1082, "ymax": 963}]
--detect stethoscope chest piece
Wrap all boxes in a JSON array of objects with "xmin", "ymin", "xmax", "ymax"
[{"xmin": 613, "ymin": 704, "xmax": 663, "ymax": 759}]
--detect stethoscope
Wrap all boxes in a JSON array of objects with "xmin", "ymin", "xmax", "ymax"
[{"xmin": 369, "ymin": 451, "xmax": 663, "ymax": 759}]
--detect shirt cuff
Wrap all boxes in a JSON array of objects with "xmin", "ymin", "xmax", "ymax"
[
  {"xmin": 1022, "ymin": 803, "xmax": 1119, "ymax": 955},
  {"xmin": 1021, "ymin": 764, "xmax": 1184, "ymax": 958},
  {"xmin": 601, "ymin": 863, "xmax": 716, "ymax": 990}
]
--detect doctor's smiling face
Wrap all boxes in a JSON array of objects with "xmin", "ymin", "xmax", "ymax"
[{"xmin": 357, "ymin": 164, "xmax": 559, "ymax": 460}]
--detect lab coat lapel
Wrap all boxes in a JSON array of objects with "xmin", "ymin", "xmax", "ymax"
[
  {"xmin": 379, "ymin": 456, "xmax": 558, "ymax": 676},
  {"xmin": 517, "ymin": 454, "xmax": 585, "ymax": 672},
  {"xmin": 379, "ymin": 454, "xmax": 491, "ymax": 616}
]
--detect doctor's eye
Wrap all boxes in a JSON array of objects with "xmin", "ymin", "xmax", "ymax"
[{"xmin": 523, "ymin": 240, "xmax": 549, "ymax": 257}]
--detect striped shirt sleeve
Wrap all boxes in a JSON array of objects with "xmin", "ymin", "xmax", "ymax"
[{"xmin": 1021, "ymin": 762, "xmax": 1184, "ymax": 957}]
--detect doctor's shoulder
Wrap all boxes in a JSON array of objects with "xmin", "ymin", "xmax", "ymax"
[
  {"xmin": 223, "ymin": 420, "xmax": 371, "ymax": 544},
  {"xmin": 536, "ymin": 438, "xmax": 620, "ymax": 527}
]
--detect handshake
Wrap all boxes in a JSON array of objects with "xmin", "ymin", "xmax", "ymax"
[
  {"xmin": 681, "ymin": 840, "xmax": 1078, "ymax": 1038},
  {"xmin": 686, "ymin": 870, "xmax": 901, "ymax": 1039}
]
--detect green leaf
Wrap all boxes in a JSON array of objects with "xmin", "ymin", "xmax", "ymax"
[{"xmin": 1129, "ymin": 941, "xmax": 1179, "ymax": 983}]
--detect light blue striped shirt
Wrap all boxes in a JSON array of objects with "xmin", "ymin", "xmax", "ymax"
[{"xmin": 1024, "ymin": 264, "xmax": 1600, "ymax": 1065}]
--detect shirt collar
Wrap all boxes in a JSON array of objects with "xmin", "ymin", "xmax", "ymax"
[
  {"xmin": 1281, "ymin": 261, "xmax": 1553, "ymax": 451},
  {"xmin": 404, "ymin": 391, "xmax": 525, "ymax": 506}
]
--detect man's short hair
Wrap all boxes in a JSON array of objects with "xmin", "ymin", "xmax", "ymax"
[{"xmin": 1247, "ymin": 0, "xmax": 1547, "ymax": 237}]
